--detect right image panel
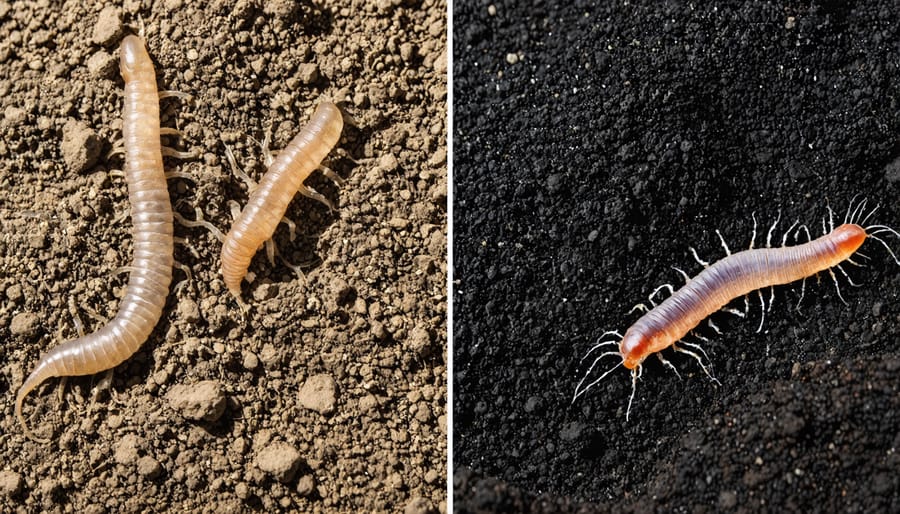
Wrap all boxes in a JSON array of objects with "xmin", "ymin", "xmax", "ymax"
[{"xmin": 453, "ymin": 2, "xmax": 900, "ymax": 511}]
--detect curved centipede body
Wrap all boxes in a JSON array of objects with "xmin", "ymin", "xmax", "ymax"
[
  {"xmin": 575, "ymin": 199, "xmax": 900, "ymax": 419},
  {"xmin": 15, "ymin": 35, "xmax": 174, "ymax": 441},
  {"xmin": 221, "ymin": 102, "xmax": 344, "ymax": 301}
]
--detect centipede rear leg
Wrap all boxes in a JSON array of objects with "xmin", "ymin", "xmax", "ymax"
[{"xmin": 672, "ymin": 341, "xmax": 721, "ymax": 386}]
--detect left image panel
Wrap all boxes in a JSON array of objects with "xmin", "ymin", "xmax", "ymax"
[{"xmin": 0, "ymin": 1, "xmax": 447, "ymax": 512}]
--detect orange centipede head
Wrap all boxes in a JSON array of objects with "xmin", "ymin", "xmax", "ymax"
[
  {"xmin": 832, "ymin": 223, "xmax": 867, "ymax": 256},
  {"xmin": 620, "ymin": 330, "xmax": 650, "ymax": 370}
]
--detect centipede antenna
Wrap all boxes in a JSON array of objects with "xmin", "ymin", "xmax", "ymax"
[
  {"xmin": 707, "ymin": 319, "xmax": 722, "ymax": 334},
  {"xmin": 828, "ymin": 269, "xmax": 849, "ymax": 306},
  {"xmin": 716, "ymin": 229, "xmax": 732, "ymax": 255},
  {"xmin": 673, "ymin": 343, "xmax": 721, "ymax": 386},
  {"xmin": 844, "ymin": 193, "xmax": 862, "ymax": 224},
  {"xmin": 834, "ymin": 264, "xmax": 861, "ymax": 287},
  {"xmin": 689, "ymin": 247, "xmax": 710, "ymax": 268},
  {"xmin": 782, "ymin": 220, "xmax": 799, "ymax": 247},
  {"xmin": 657, "ymin": 354, "xmax": 682, "ymax": 379},
  {"xmin": 756, "ymin": 290, "xmax": 766, "ymax": 333},
  {"xmin": 860, "ymin": 203, "xmax": 879, "ymax": 227},
  {"xmin": 765, "ymin": 209, "xmax": 781, "ymax": 248},
  {"xmin": 672, "ymin": 266, "xmax": 691, "ymax": 284},
  {"xmin": 625, "ymin": 366, "xmax": 641, "ymax": 422},
  {"xmin": 848, "ymin": 197, "xmax": 867, "ymax": 225},
  {"xmin": 580, "ymin": 339, "xmax": 621, "ymax": 362},
  {"xmin": 866, "ymin": 225, "xmax": 900, "ymax": 238},
  {"xmin": 749, "ymin": 212, "xmax": 758, "ymax": 249},
  {"xmin": 572, "ymin": 358, "xmax": 623, "ymax": 402},
  {"xmin": 867, "ymin": 233, "xmax": 900, "ymax": 266}
]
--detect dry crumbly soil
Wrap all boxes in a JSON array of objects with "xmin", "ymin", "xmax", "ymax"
[
  {"xmin": 454, "ymin": 1, "xmax": 899, "ymax": 513},
  {"xmin": 0, "ymin": 1, "xmax": 446, "ymax": 513}
]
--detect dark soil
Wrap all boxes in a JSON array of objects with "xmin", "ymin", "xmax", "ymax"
[
  {"xmin": 453, "ymin": 2, "xmax": 900, "ymax": 513},
  {"xmin": 0, "ymin": 1, "xmax": 446, "ymax": 512}
]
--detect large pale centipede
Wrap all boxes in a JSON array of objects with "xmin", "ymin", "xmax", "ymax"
[
  {"xmin": 220, "ymin": 102, "xmax": 344, "ymax": 305},
  {"xmin": 15, "ymin": 35, "xmax": 175, "ymax": 441},
  {"xmin": 574, "ymin": 198, "xmax": 900, "ymax": 419}
]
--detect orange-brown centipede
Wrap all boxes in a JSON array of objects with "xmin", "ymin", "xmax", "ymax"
[{"xmin": 574, "ymin": 198, "xmax": 899, "ymax": 419}]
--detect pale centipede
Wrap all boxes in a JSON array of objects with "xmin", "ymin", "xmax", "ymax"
[
  {"xmin": 221, "ymin": 102, "xmax": 344, "ymax": 304},
  {"xmin": 574, "ymin": 198, "xmax": 900, "ymax": 419},
  {"xmin": 15, "ymin": 35, "xmax": 175, "ymax": 441}
]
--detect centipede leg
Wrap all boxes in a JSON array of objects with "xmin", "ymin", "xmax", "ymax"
[
  {"xmin": 715, "ymin": 229, "xmax": 731, "ymax": 255},
  {"xmin": 107, "ymin": 142, "xmax": 125, "ymax": 159},
  {"xmin": 657, "ymin": 353, "xmax": 682, "ymax": 379},
  {"xmin": 318, "ymin": 165, "xmax": 346, "ymax": 187},
  {"xmin": 765, "ymin": 210, "xmax": 781, "ymax": 248},
  {"xmin": 625, "ymin": 365, "xmax": 641, "ymax": 422},
  {"xmin": 649, "ymin": 284, "xmax": 674, "ymax": 305},
  {"xmin": 834, "ymin": 264, "xmax": 861, "ymax": 287},
  {"xmin": 689, "ymin": 247, "xmax": 709, "ymax": 268},
  {"xmin": 673, "ymin": 342, "xmax": 721, "ymax": 386},
  {"xmin": 158, "ymin": 90, "xmax": 192, "ymax": 101},
  {"xmin": 756, "ymin": 290, "xmax": 766, "ymax": 332},
  {"xmin": 628, "ymin": 303, "xmax": 649, "ymax": 314},
  {"xmin": 172, "ymin": 261, "xmax": 193, "ymax": 294},
  {"xmin": 828, "ymin": 269, "xmax": 849, "ymax": 305},
  {"xmin": 173, "ymin": 208, "xmax": 226, "ymax": 243},
  {"xmin": 161, "ymin": 147, "xmax": 199, "ymax": 160},
  {"xmin": 265, "ymin": 239, "xmax": 276, "ymax": 267},
  {"xmin": 707, "ymin": 319, "xmax": 721, "ymax": 334},
  {"xmin": 297, "ymin": 184, "xmax": 336, "ymax": 212},
  {"xmin": 672, "ymin": 266, "xmax": 690, "ymax": 284},
  {"xmin": 749, "ymin": 212, "xmax": 758, "ymax": 249},
  {"xmin": 781, "ymin": 220, "xmax": 799, "ymax": 247}
]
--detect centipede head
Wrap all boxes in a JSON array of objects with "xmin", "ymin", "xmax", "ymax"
[{"xmin": 620, "ymin": 330, "xmax": 651, "ymax": 370}]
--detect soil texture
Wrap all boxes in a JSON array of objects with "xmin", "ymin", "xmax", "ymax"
[
  {"xmin": 0, "ymin": 1, "xmax": 446, "ymax": 512},
  {"xmin": 454, "ymin": 1, "xmax": 900, "ymax": 512}
]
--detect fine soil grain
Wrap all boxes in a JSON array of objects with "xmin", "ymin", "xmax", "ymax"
[
  {"xmin": 454, "ymin": 1, "xmax": 899, "ymax": 513},
  {"xmin": 0, "ymin": 1, "xmax": 447, "ymax": 512}
]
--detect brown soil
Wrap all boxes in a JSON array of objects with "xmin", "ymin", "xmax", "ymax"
[{"xmin": 0, "ymin": 1, "xmax": 447, "ymax": 512}]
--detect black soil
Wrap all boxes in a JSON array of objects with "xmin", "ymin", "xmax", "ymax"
[{"xmin": 453, "ymin": 2, "xmax": 900, "ymax": 513}]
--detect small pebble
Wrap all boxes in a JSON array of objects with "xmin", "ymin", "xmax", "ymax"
[
  {"xmin": 297, "ymin": 374, "xmax": 336, "ymax": 414},
  {"xmin": 166, "ymin": 380, "xmax": 227, "ymax": 422},
  {"xmin": 256, "ymin": 442, "xmax": 302, "ymax": 483}
]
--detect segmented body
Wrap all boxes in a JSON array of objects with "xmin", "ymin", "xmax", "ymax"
[
  {"xmin": 574, "ymin": 199, "xmax": 900, "ymax": 420},
  {"xmin": 220, "ymin": 102, "xmax": 343, "ymax": 298},
  {"xmin": 619, "ymin": 224, "xmax": 866, "ymax": 368},
  {"xmin": 15, "ymin": 35, "xmax": 173, "ymax": 440}
]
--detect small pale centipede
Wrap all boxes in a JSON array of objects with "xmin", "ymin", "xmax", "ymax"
[
  {"xmin": 15, "ymin": 35, "xmax": 178, "ymax": 441},
  {"xmin": 220, "ymin": 102, "xmax": 344, "ymax": 305},
  {"xmin": 574, "ymin": 198, "xmax": 900, "ymax": 419}
]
